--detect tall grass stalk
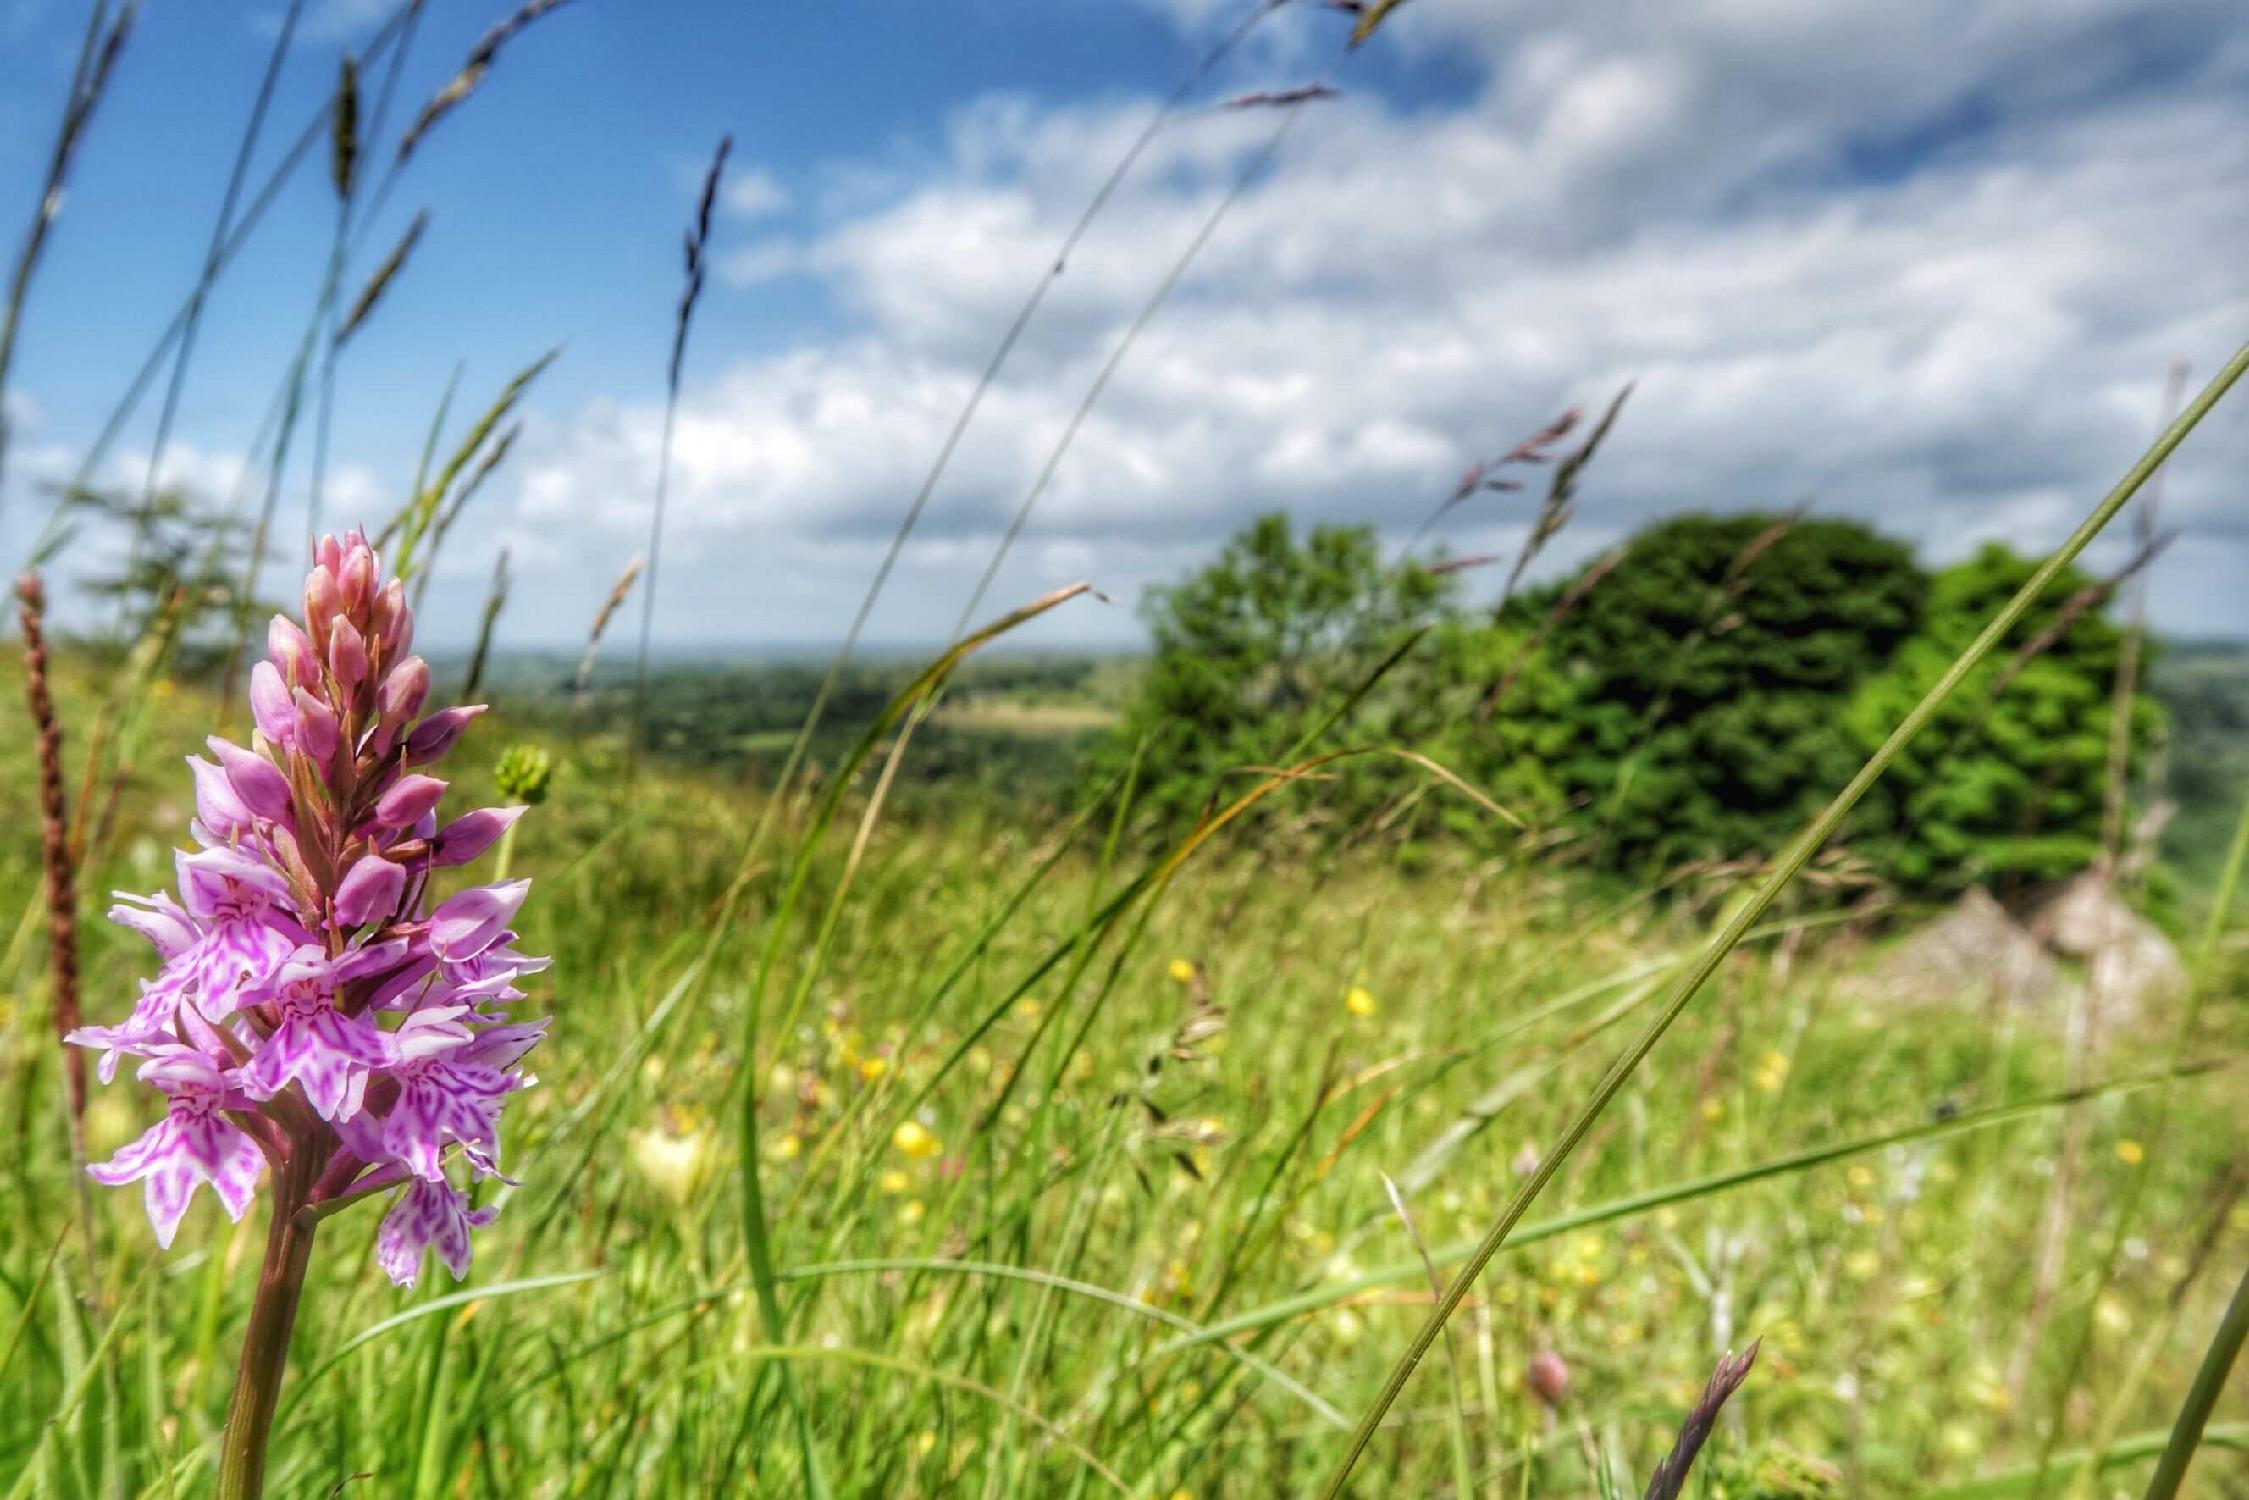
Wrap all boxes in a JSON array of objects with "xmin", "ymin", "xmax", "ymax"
[
  {"xmin": 2141, "ymin": 1261, "xmax": 2249, "ymax": 1500},
  {"xmin": 628, "ymin": 134, "xmax": 728, "ymax": 789},
  {"xmin": 2014, "ymin": 357, "xmax": 2192, "ymax": 1413},
  {"xmin": 122, "ymin": 0, "xmax": 301, "ymax": 594},
  {"xmin": 12, "ymin": 573, "xmax": 97, "ymax": 1294},
  {"xmin": 23, "ymin": 3, "xmax": 420, "ymax": 566},
  {"xmin": 0, "ymin": 0, "xmax": 136, "ymax": 512},
  {"xmin": 1311, "ymin": 336, "xmax": 2249, "ymax": 1498},
  {"xmin": 308, "ymin": 8, "xmax": 428, "ymax": 542}
]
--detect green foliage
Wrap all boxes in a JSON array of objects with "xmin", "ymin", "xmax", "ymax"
[
  {"xmin": 1845, "ymin": 544, "xmax": 2160, "ymax": 893},
  {"xmin": 4, "ymin": 652, "xmax": 2240, "ymax": 1496},
  {"xmin": 63, "ymin": 484, "xmax": 267, "ymax": 666},
  {"xmin": 1529, "ymin": 513, "xmax": 1925, "ymax": 870},
  {"xmin": 1103, "ymin": 512, "xmax": 2167, "ymax": 896},
  {"xmin": 1097, "ymin": 512, "xmax": 1455, "ymax": 832},
  {"xmin": 2148, "ymin": 641, "xmax": 2249, "ymax": 894}
]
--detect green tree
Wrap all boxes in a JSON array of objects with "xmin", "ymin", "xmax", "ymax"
[
  {"xmin": 1532, "ymin": 513, "xmax": 1925, "ymax": 870},
  {"xmin": 1102, "ymin": 512, "xmax": 1453, "ymax": 834},
  {"xmin": 67, "ymin": 484, "xmax": 267, "ymax": 670},
  {"xmin": 1845, "ymin": 543, "xmax": 2161, "ymax": 893}
]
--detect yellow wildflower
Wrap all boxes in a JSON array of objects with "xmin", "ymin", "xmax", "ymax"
[
  {"xmin": 898, "ymin": 1199, "xmax": 925, "ymax": 1227},
  {"xmin": 630, "ymin": 1115, "xmax": 715, "ymax": 1203},
  {"xmin": 859, "ymin": 1056, "xmax": 889, "ymax": 1083},
  {"xmin": 878, "ymin": 1169, "xmax": 911, "ymax": 1195},
  {"xmin": 893, "ymin": 1119, "xmax": 943, "ymax": 1160},
  {"xmin": 2115, "ymin": 1139, "xmax": 2144, "ymax": 1166},
  {"xmin": 1168, "ymin": 959, "xmax": 1196, "ymax": 984},
  {"xmin": 1345, "ymin": 986, "xmax": 1376, "ymax": 1018}
]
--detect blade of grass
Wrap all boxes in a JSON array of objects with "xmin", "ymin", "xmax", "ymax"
[
  {"xmin": 1380, "ymin": 1173, "xmax": 1478, "ymax": 1500},
  {"xmin": 0, "ymin": 0, "xmax": 137, "ymax": 511},
  {"xmin": 1, "ymin": 1262, "xmax": 151, "ymax": 1500},
  {"xmin": 1922, "ymin": 1425, "xmax": 2248, "ymax": 1500},
  {"xmin": 2140, "ymin": 1261, "xmax": 2249, "ymax": 1500}
]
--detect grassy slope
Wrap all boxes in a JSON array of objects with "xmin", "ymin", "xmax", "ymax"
[{"xmin": 0, "ymin": 654, "xmax": 2243, "ymax": 1497}]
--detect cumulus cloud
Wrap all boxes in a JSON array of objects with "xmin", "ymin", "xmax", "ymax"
[{"xmin": 492, "ymin": 0, "xmax": 2249, "ymax": 646}]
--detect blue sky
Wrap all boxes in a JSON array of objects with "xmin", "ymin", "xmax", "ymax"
[{"xmin": 3, "ymin": 0, "xmax": 2245, "ymax": 650}]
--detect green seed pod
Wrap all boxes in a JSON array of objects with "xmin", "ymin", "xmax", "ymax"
[{"xmin": 495, "ymin": 744, "xmax": 553, "ymax": 806}]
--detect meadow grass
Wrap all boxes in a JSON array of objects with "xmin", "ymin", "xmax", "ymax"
[
  {"xmin": 3, "ymin": 4, "xmax": 2247, "ymax": 1494},
  {"xmin": 1, "ymin": 649, "xmax": 2244, "ymax": 1496}
]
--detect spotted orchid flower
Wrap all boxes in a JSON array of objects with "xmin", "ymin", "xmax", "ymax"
[
  {"xmin": 69, "ymin": 529, "xmax": 553, "ymax": 1300},
  {"xmin": 375, "ymin": 1177, "xmax": 499, "ymax": 1291},
  {"xmin": 87, "ymin": 1048, "xmax": 266, "ymax": 1250}
]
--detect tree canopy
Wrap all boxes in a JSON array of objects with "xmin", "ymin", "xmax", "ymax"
[{"xmin": 1099, "ymin": 511, "xmax": 2160, "ymax": 897}]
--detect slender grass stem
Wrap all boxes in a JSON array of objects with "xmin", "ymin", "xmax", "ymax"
[{"xmin": 2141, "ymin": 1261, "xmax": 2249, "ymax": 1500}]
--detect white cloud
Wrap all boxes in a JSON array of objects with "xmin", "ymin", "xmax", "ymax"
[
  {"xmin": 488, "ymin": 0, "xmax": 2249, "ymax": 646},
  {"xmin": 721, "ymin": 167, "xmax": 792, "ymax": 220}
]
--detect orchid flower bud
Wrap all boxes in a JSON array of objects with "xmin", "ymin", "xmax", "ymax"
[
  {"xmin": 315, "ymin": 533, "xmax": 343, "ymax": 575},
  {"xmin": 429, "ymin": 879, "xmax": 531, "ymax": 962},
  {"xmin": 339, "ymin": 540, "xmax": 375, "ymax": 616},
  {"xmin": 207, "ymin": 737, "xmax": 293, "ymax": 824},
  {"xmin": 373, "ymin": 774, "xmax": 447, "ymax": 830},
  {"xmin": 250, "ymin": 662, "xmax": 299, "ymax": 750},
  {"xmin": 378, "ymin": 656, "xmax": 431, "ymax": 728},
  {"xmin": 432, "ymin": 806, "xmax": 524, "ymax": 867},
  {"xmin": 333, "ymin": 855, "xmax": 407, "ymax": 927},
  {"xmin": 371, "ymin": 578, "xmax": 411, "ymax": 658},
  {"xmin": 304, "ymin": 566, "xmax": 341, "ymax": 652},
  {"xmin": 187, "ymin": 756, "xmax": 256, "ymax": 844},
  {"xmin": 294, "ymin": 688, "xmax": 341, "ymax": 763},
  {"xmin": 329, "ymin": 617, "xmax": 370, "ymax": 694},
  {"xmin": 404, "ymin": 704, "xmax": 484, "ymax": 766},
  {"xmin": 268, "ymin": 615, "xmax": 317, "ymax": 689}
]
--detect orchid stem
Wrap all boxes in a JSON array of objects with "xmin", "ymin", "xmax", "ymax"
[{"xmin": 217, "ymin": 1141, "xmax": 326, "ymax": 1500}]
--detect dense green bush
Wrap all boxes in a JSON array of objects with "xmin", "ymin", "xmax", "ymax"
[
  {"xmin": 1523, "ymin": 514, "xmax": 1925, "ymax": 870},
  {"xmin": 1843, "ymin": 544, "xmax": 2161, "ymax": 894},
  {"xmin": 1101, "ymin": 511, "xmax": 2159, "ymax": 896}
]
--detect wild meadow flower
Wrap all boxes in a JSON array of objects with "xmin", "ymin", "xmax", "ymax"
[
  {"xmin": 892, "ymin": 1118, "xmax": 942, "ymax": 1160},
  {"xmin": 68, "ymin": 530, "xmax": 550, "ymax": 1499}
]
